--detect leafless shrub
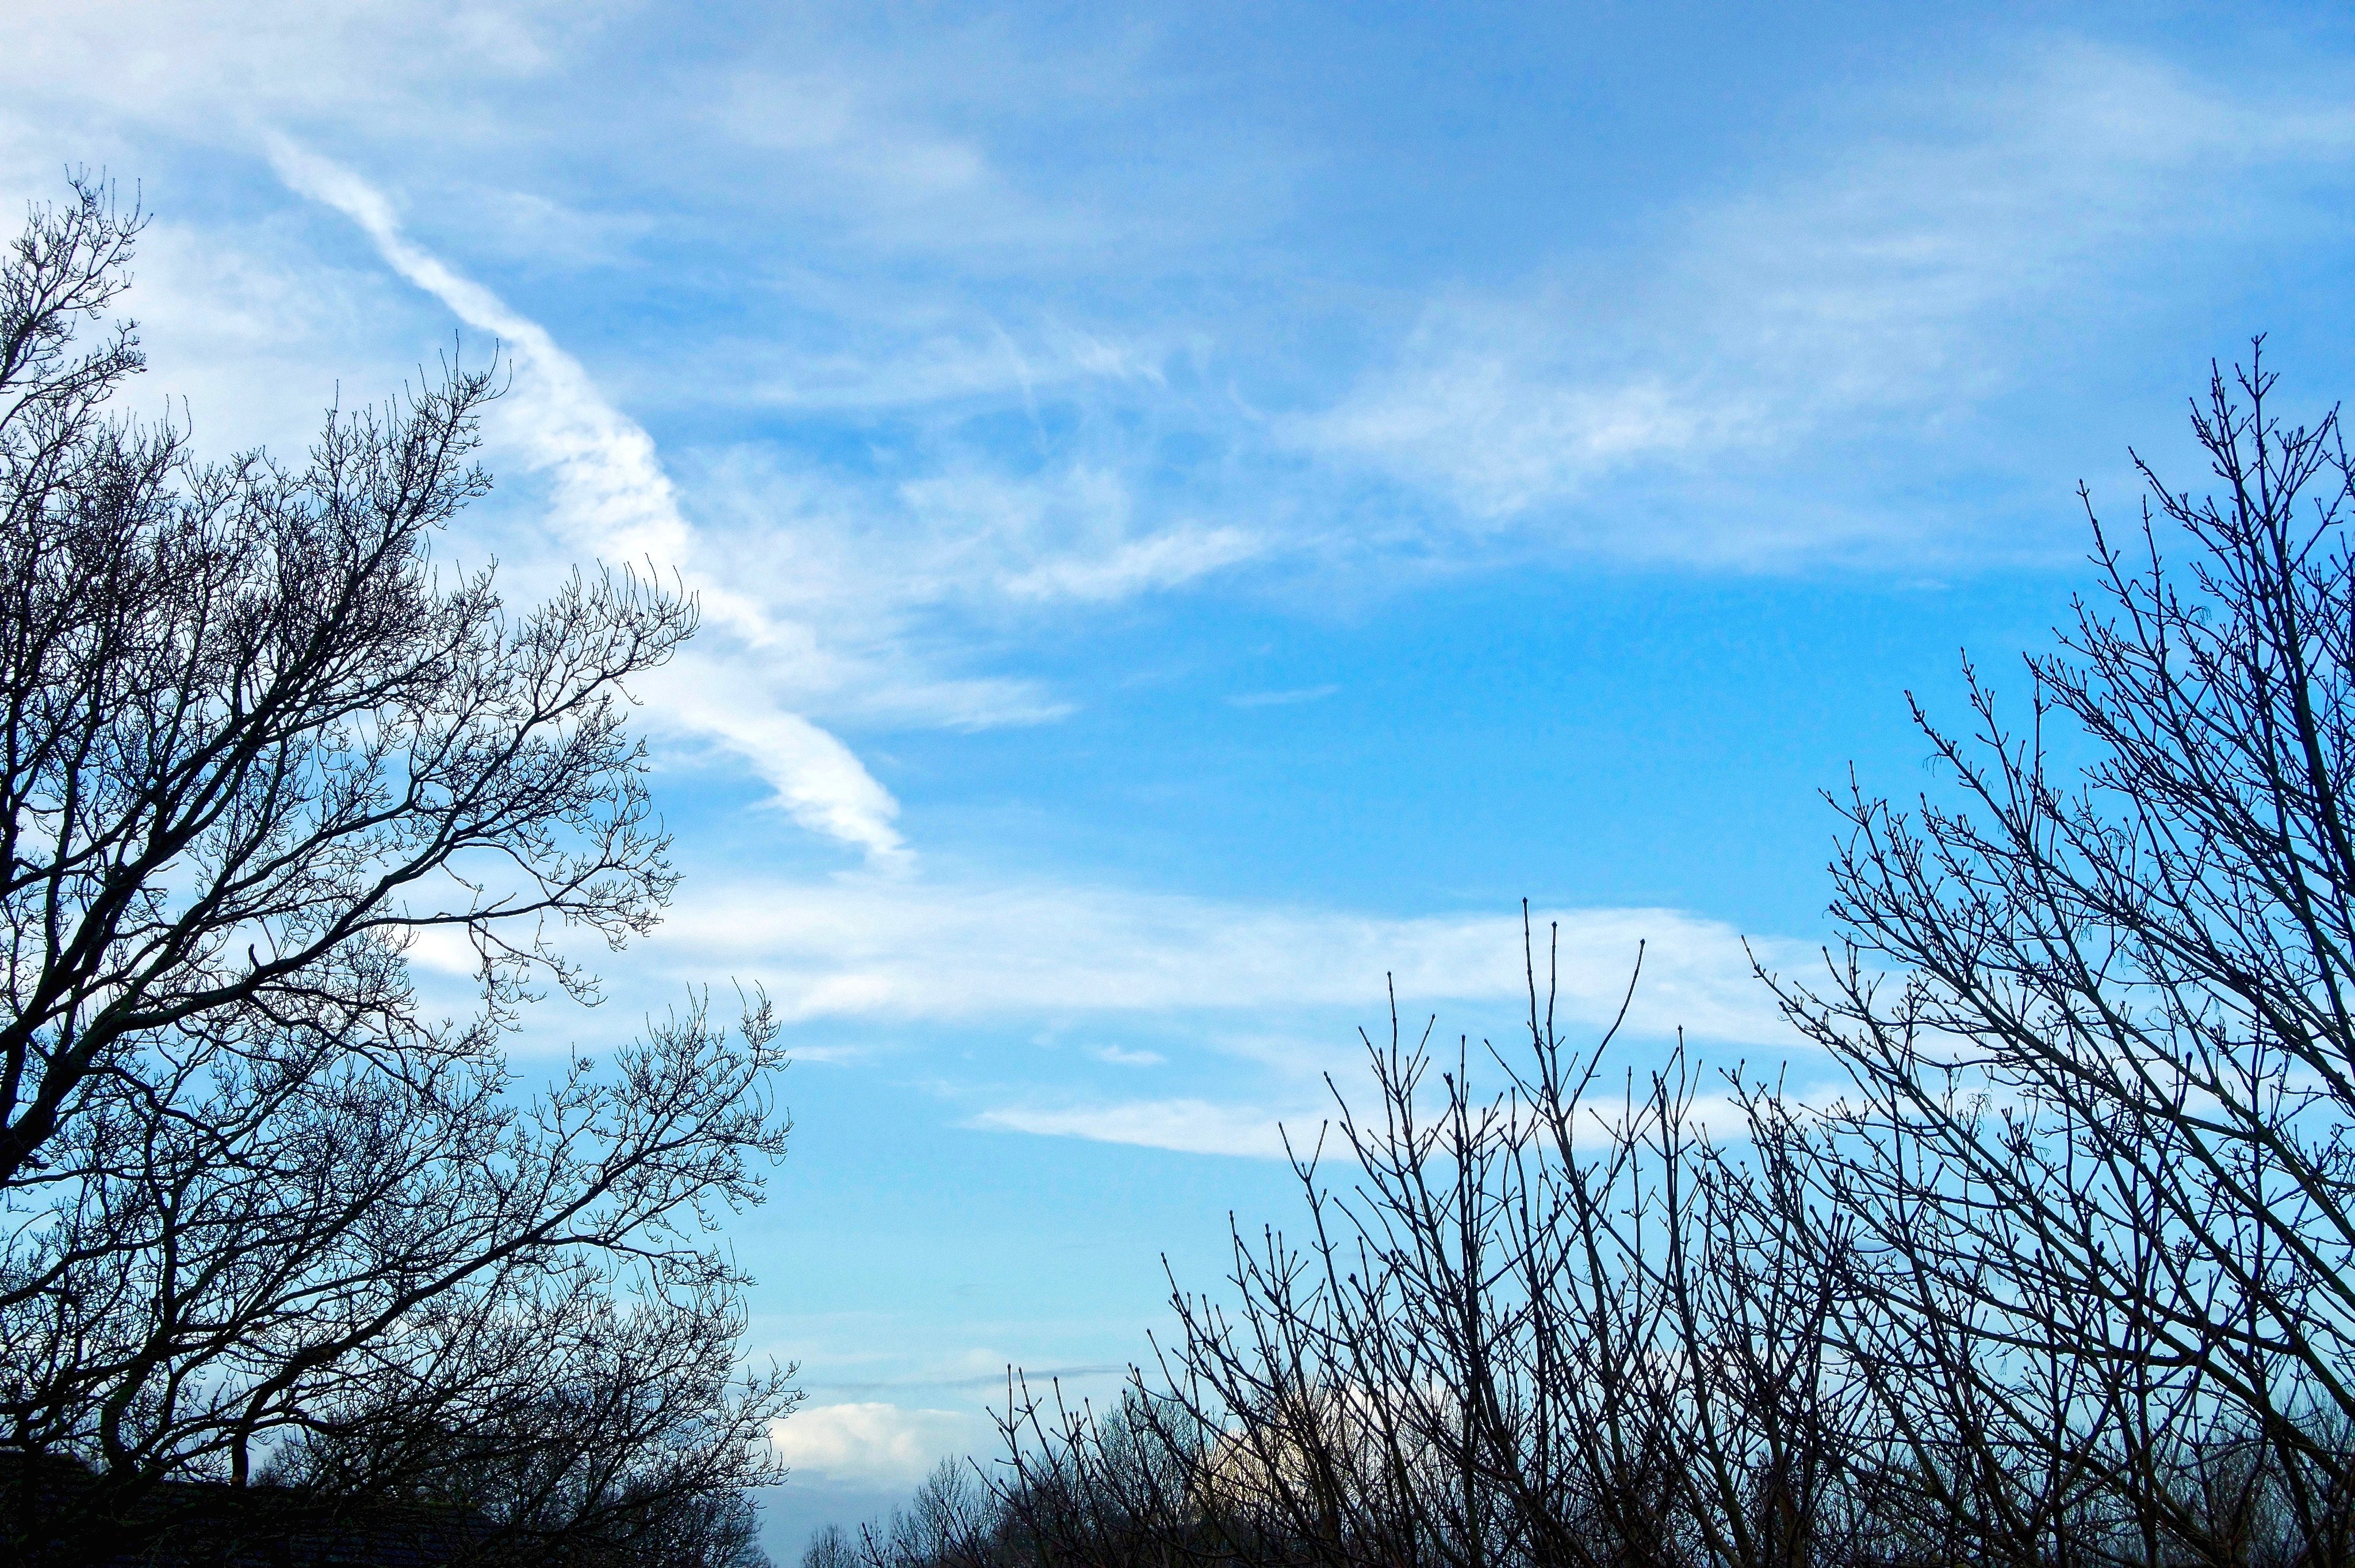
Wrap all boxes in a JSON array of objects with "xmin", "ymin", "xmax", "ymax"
[
  {"xmin": 975, "ymin": 933, "xmax": 1878, "ymax": 1568},
  {"xmin": 834, "ymin": 349, "xmax": 2355, "ymax": 1568}
]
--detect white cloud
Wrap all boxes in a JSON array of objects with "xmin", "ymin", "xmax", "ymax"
[
  {"xmin": 0, "ymin": 1, "xmax": 597, "ymax": 170},
  {"xmin": 14, "ymin": 12, "xmax": 2355, "ymax": 601},
  {"xmin": 1091, "ymin": 1044, "xmax": 1165, "ymax": 1067},
  {"xmin": 970, "ymin": 1098, "xmax": 1306, "ymax": 1160},
  {"xmin": 712, "ymin": 69, "xmax": 993, "ymax": 205},
  {"xmin": 687, "ymin": 21, "xmax": 1265, "ymax": 262},
  {"xmin": 1302, "ymin": 41, "xmax": 2355, "ymax": 561},
  {"xmin": 769, "ymin": 1403, "xmax": 990, "ymax": 1489},
  {"xmin": 1312, "ymin": 370, "xmax": 1713, "ymax": 522},
  {"xmin": 650, "ymin": 875, "xmax": 1801, "ymax": 1047},
  {"xmin": 966, "ymin": 1066, "xmax": 1853, "ymax": 1163},
  {"xmin": 267, "ymin": 140, "xmax": 695, "ymax": 568},
  {"xmin": 618, "ymin": 873, "xmax": 1812, "ymax": 1159},
  {"xmin": 1229, "ymin": 684, "xmax": 1339, "ymax": 710},
  {"xmin": 266, "ymin": 140, "xmax": 909, "ymax": 862},
  {"xmin": 95, "ymin": 214, "xmax": 426, "ymax": 461},
  {"xmin": 670, "ymin": 444, "xmax": 1257, "ymax": 731},
  {"xmin": 998, "ymin": 523, "xmax": 1260, "ymax": 602},
  {"xmin": 637, "ymin": 655, "xmax": 908, "ymax": 860},
  {"xmin": 881, "ymin": 465, "xmax": 1255, "ymax": 610}
]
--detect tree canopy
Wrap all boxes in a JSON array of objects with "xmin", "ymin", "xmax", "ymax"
[{"xmin": 0, "ymin": 177, "xmax": 792, "ymax": 1568}]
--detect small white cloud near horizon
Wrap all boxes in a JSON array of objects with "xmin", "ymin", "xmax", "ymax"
[{"xmin": 769, "ymin": 1403, "xmax": 990, "ymax": 1489}]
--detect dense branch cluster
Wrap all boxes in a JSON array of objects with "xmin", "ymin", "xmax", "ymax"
[
  {"xmin": 824, "ymin": 351, "xmax": 2355, "ymax": 1568},
  {"xmin": 0, "ymin": 179, "xmax": 791, "ymax": 1567}
]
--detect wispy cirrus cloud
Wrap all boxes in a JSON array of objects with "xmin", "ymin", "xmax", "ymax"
[
  {"xmin": 268, "ymin": 139, "xmax": 910, "ymax": 862},
  {"xmin": 646, "ymin": 874, "xmax": 1799, "ymax": 1044},
  {"xmin": 969, "ymin": 1098, "xmax": 1308, "ymax": 1160},
  {"xmin": 16, "ymin": 10, "xmax": 2355, "ymax": 602},
  {"xmin": 1300, "ymin": 41, "xmax": 2355, "ymax": 562},
  {"xmin": 998, "ymin": 522, "xmax": 1260, "ymax": 602},
  {"xmin": 623, "ymin": 876, "xmax": 1812, "ymax": 1158}
]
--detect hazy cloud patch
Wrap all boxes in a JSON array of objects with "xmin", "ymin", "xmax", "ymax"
[
  {"xmin": 969, "ymin": 1098, "xmax": 1305, "ymax": 1160},
  {"xmin": 768, "ymin": 1403, "xmax": 989, "ymax": 1489},
  {"xmin": 650, "ymin": 875, "xmax": 1802, "ymax": 1048},
  {"xmin": 1301, "ymin": 40, "xmax": 2355, "ymax": 562}
]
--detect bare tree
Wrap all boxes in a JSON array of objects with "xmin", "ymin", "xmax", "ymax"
[
  {"xmin": 1769, "ymin": 346, "xmax": 2355, "ymax": 1568},
  {"xmin": 0, "ymin": 177, "xmax": 794, "ymax": 1566},
  {"xmin": 982, "ymin": 934, "xmax": 1885, "ymax": 1568},
  {"xmin": 819, "ymin": 360, "xmax": 2355, "ymax": 1568},
  {"xmin": 953, "ymin": 356, "xmax": 2355, "ymax": 1568}
]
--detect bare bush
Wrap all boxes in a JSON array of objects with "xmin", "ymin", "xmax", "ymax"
[{"xmin": 833, "ymin": 349, "xmax": 2355, "ymax": 1568}]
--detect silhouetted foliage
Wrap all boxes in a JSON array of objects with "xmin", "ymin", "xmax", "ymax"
[
  {"xmin": 0, "ymin": 176, "xmax": 791, "ymax": 1567},
  {"xmin": 1762, "ymin": 347, "xmax": 2355, "ymax": 1565},
  {"xmin": 821, "ymin": 348, "xmax": 2355, "ymax": 1568}
]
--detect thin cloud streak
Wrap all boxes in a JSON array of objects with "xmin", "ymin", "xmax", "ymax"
[
  {"xmin": 970, "ymin": 1098, "xmax": 1311, "ymax": 1160},
  {"xmin": 1228, "ymin": 684, "xmax": 1339, "ymax": 709},
  {"xmin": 266, "ymin": 137, "xmax": 909, "ymax": 862},
  {"xmin": 649, "ymin": 876, "xmax": 1803, "ymax": 1047}
]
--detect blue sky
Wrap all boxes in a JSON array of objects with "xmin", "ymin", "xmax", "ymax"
[{"xmin": 13, "ymin": 1, "xmax": 2355, "ymax": 1555}]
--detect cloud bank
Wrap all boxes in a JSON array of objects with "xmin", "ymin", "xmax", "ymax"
[{"xmin": 769, "ymin": 1403, "xmax": 989, "ymax": 1490}]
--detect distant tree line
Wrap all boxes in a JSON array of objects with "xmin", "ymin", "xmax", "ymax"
[
  {"xmin": 0, "ymin": 179, "xmax": 791, "ymax": 1566},
  {"xmin": 818, "ymin": 350, "xmax": 2355, "ymax": 1568}
]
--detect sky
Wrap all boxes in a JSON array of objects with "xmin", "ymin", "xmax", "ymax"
[{"xmin": 11, "ymin": 1, "xmax": 2355, "ymax": 1557}]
